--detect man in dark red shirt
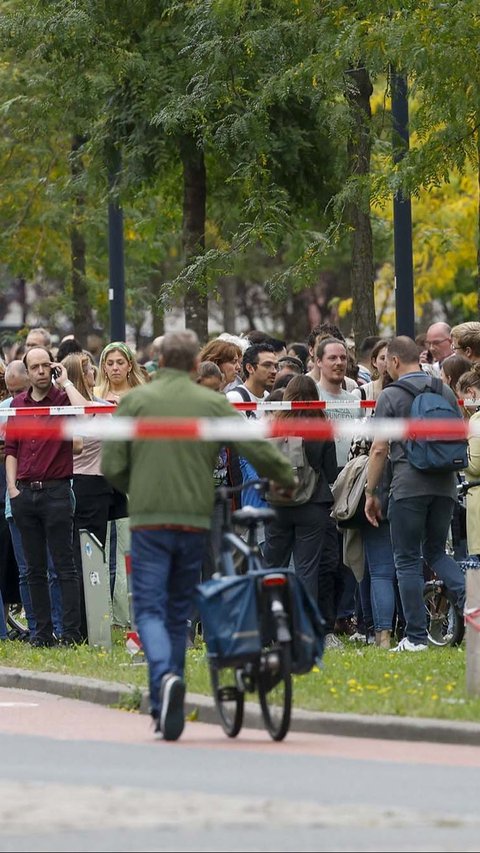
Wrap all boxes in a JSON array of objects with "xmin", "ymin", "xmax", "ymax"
[{"xmin": 5, "ymin": 346, "xmax": 88, "ymax": 646}]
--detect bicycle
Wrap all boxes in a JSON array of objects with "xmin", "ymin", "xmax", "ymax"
[
  {"xmin": 422, "ymin": 481, "xmax": 468, "ymax": 647},
  {"xmin": 197, "ymin": 477, "xmax": 324, "ymax": 742}
]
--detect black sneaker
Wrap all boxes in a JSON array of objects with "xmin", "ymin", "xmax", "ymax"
[
  {"xmin": 159, "ymin": 674, "xmax": 185, "ymax": 741},
  {"xmin": 30, "ymin": 636, "xmax": 57, "ymax": 648}
]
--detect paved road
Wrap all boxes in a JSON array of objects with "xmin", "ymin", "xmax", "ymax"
[{"xmin": 0, "ymin": 685, "xmax": 479, "ymax": 852}]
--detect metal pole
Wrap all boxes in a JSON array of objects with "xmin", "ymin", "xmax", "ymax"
[
  {"xmin": 391, "ymin": 70, "xmax": 415, "ymax": 338},
  {"xmin": 108, "ymin": 152, "xmax": 126, "ymax": 342}
]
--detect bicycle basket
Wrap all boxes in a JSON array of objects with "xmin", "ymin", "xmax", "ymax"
[
  {"xmin": 288, "ymin": 575, "xmax": 326, "ymax": 675},
  {"xmin": 196, "ymin": 574, "xmax": 261, "ymax": 665}
]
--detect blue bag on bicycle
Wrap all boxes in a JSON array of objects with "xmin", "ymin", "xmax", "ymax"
[
  {"xmin": 289, "ymin": 575, "xmax": 326, "ymax": 675},
  {"xmin": 196, "ymin": 574, "xmax": 261, "ymax": 665}
]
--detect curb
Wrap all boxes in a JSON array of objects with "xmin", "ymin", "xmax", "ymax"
[{"xmin": 1, "ymin": 666, "xmax": 480, "ymax": 745}]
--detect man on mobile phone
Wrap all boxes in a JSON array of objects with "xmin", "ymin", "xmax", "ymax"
[{"xmin": 4, "ymin": 347, "xmax": 89, "ymax": 647}]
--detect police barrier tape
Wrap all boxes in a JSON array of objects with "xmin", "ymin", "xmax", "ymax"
[
  {"xmin": 0, "ymin": 398, "xmax": 479, "ymax": 417},
  {"xmin": 1, "ymin": 415, "xmax": 480, "ymax": 442}
]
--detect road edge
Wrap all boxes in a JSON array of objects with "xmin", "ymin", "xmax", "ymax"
[{"xmin": 1, "ymin": 666, "xmax": 480, "ymax": 745}]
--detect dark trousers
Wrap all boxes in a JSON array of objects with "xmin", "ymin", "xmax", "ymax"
[
  {"xmin": 73, "ymin": 474, "xmax": 112, "ymax": 640},
  {"xmin": 264, "ymin": 502, "xmax": 339, "ymax": 631},
  {"xmin": 11, "ymin": 480, "xmax": 81, "ymax": 643}
]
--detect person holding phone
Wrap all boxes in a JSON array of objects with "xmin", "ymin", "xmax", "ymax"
[{"xmin": 4, "ymin": 346, "xmax": 90, "ymax": 647}]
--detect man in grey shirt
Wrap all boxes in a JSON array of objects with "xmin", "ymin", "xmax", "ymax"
[{"xmin": 364, "ymin": 336, "xmax": 465, "ymax": 652}]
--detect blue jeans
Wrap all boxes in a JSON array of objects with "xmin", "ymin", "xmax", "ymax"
[
  {"xmin": 388, "ymin": 495, "xmax": 466, "ymax": 644},
  {"xmin": 363, "ymin": 522, "xmax": 396, "ymax": 632},
  {"xmin": 130, "ymin": 527, "xmax": 208, "ymax": 718},
  {"xmin": 8, "ymin": 518, "xmax": 63, "ymax": 638}
]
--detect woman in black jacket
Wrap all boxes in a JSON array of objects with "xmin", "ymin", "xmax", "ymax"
[{"xmin": 263, "ymin": 375, "xmax": 339, "ymax": 634}]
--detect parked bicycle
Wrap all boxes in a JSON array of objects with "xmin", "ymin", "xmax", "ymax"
[{"xmin": 196, "ymin": 478, "xmax": 325, "ymax": 742}]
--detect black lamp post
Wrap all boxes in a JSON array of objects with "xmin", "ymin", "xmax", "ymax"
[
  {"xmin": 391, "ymin": 70, "xmax": 415, "ymax": 338},
  {"xmin": 108, "ymin": 148, "xmax": 126, "ymax": 343}
]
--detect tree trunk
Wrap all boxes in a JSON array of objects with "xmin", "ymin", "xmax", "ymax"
[
  {"xmin": 346, "ymin": 66, "xmax": 377, "ymax": 348},
  {"xmin": 221, "ymin": 276, "xmax": 237, "ymax": 333},
  {"xmin": 477, "ymin": 129, "xmax": 480, "ymax": 316},
  {"xmin": 179, "ymin": 134, "xmax": 208, "ymax": 343},
  {"xmin": 70, "ymin": 135, "xmax": 92, "ymax": 346}
]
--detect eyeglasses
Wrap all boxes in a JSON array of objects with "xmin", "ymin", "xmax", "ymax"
[
  {"xmin": 451, "ymin": 345, "xmax": 464, "ymax": 351},
  {"xmin": 255, "ymin": 361, "xmax": 278, "ymax": 370},
  {"xmin": 425, "ymin": 338, "xmax": 450, "ymax": 348}
]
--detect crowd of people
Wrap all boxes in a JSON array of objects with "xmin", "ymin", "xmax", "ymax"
[{"xmin": 0, "ymin": 319, "xmax": 477, "ymax": 739}]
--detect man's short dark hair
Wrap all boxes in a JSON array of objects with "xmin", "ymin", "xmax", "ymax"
[
  {"xmin": 387, "ymin": 336, "xmax": 420, "ymax": 364},
  {"xmin": 315, "ymin": 336, "xmax": 346, "ymax": 362},
  {"xmin": 307, "ymin": 323, "xmax": 345, "ymax": 350},
  {"xmin": 358, "ymin": 335, "xmax": 382, "ymax": 359},
  {"xmin": 245, "ymin": 331, "xmax": 286, "ymax": 353},
  {"xmin": 242, "ymin": 343, "xmax": 276, "ymax": 373}
]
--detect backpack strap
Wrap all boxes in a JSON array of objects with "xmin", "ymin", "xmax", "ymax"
[
  {"xmin": 234, "ymin": 385, "xmax": 256, "ymax": 419},
  {"xmin": 391, "ymin": 376, "xmax": 444, "ymax": 398}
]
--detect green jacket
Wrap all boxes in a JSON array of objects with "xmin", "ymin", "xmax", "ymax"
[{"xmin": 101, "ymin": 368, "xmax": 295, "ymax": 530}]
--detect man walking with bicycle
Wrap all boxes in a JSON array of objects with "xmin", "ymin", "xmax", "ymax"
[{"xmin": 102, "ymin": 330, "xmax": 296, "ymax": 741}]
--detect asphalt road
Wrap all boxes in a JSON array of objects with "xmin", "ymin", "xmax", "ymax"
[{"xmin": 0, "ymin": 685, "xmax": 479, "ymax": 852}]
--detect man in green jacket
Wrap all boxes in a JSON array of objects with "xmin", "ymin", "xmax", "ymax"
[{"xmin": 102, "ymin": 330, "xmax": 296, "ymax": 740}]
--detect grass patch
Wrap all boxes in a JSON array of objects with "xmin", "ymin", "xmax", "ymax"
[{"xmin": 1, "ymin": 633, "xmax": 480, "ymax": 723}]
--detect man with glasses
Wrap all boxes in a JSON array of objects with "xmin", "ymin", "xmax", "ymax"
[
  {"xmin": 227, "ymin": 343, "xmax": 278, "ymax": 523},
  {"xmin": 424, "ymin": 322, "xmax": 452, "ymax": 373},
  {"xmin": 227, "ymin": 344, "xmax": 278, "ymax": 408}
]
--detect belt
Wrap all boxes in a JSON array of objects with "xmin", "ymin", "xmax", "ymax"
[{"xmin": 17, "ymin": 478, "xmax": 69, "ymax": 491}]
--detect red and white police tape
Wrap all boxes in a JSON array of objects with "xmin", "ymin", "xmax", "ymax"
[
  {"xmin": 1, "ymin": 414, "xmax": 480, "ymax": 442},
  {"xmin": 0, "ymin": 398, "xmax": 478, "ymax": 417}
]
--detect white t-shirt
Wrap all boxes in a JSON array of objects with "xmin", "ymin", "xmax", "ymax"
[
  {"xmin": 316, "ymin": 385, "xmax": 361, "ymax": 469},
  {"xmin": 226, "ymin": 385, "xmax": 267, "ymax": 420}
]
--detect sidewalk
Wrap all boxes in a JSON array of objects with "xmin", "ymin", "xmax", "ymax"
[{"xmin": 1, "ymin": 665, "xmax": 480, "ymax": 745}]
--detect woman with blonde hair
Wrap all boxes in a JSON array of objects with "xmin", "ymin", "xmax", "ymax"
[
  {"xmin": 96, "ymin": 341, "xmax": 146, "ymax": 403},
  {"xmin": 62, "ymin": 353, "xmax": 113, "ymax": 640},
  {"xmin": 92, "ymin": 343, "xmax": 144, "ymax": 627}
]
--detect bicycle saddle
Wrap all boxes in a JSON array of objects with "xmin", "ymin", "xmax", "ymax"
[{"xmin": 232, "ymin": 507, "xmax": 277, "ymax": 526}]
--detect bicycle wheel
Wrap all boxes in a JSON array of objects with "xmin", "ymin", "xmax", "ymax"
[
  {"xmin": 423, "ymin": 581, "xmax": 464, "ymax": 647},
  {"xmin": 257, "ymin": 642, "xmax": 292, "ymax": 741},
  {"xmin": 6, "ymin": 604, "xmax": 29, "ymax": 640},
  {"xmin": 210, "ymin": 663, "xmax": 244, "ymax": 738}
]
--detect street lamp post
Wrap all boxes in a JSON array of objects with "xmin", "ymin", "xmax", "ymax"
[
  {"xmin": 391, "ymin": 70, "xmax": 415, "ymax": 338},
  {"xmin": 108, "ymin": 149, "xmax": 126, "ymax": 343}
]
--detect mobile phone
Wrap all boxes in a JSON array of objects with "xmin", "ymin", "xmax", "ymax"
[{"xmin": 51, "ymin": 366, "xmax": 61, "ymax": 380}]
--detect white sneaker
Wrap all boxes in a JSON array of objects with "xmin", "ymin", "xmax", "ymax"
[
  {"xmin": 390, "ymin": 637, "xmax": 428, "ymax": 653},
  {"xmin": 348, "ymin": 631, "xmax": 366, "ymax": 643},
  {"xmin": 324, "ymin": 632, "xmax": 343, "ymax": 650}
]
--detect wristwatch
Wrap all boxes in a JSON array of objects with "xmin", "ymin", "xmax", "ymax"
[{"xmin": 364, "ymin": 484, "xmax": 378, "ymax": 496}]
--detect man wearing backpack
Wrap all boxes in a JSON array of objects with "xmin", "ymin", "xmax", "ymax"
[
  {"xmin": 226, "ymin": 343, "xmax": 278, "ymax": 517},
  {"xmin": 364, "ymin": 336, "xmax": 466, "ymax": 652}
]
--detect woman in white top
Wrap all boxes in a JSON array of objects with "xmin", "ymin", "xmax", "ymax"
[
  {"xmin": 352, "ymin": 339, "xmax": 389, "ymax": 405},
  {"xmin": 62, "ymin": 354, "xmax": 113, "ymax": 640}
]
